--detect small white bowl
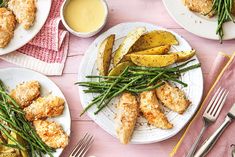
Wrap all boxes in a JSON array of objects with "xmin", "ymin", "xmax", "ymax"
[{"xmin": 60, "ymin": 0, "xmax": 108, "ymax": 38}]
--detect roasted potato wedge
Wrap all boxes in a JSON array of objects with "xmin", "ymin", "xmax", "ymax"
[
  {"xmin": 113, "ymin": 27, "xmax": 146, "ymax": 66},
  {"xmin": 97, "ymin": 34, "xmax": 115, "ymax": 76},
  {"xmin": 123, "ymin": 45, "xmax": 170, "ymax": 61},
  {"xmin": 131, "ymin": 30, "xmax": 179, "ymax": 51},
  {"xmin": 0, "ymin": 152, "xmax": 21, "ymax": 157},
  {"xmin": 130, "ymin": 54, "xmax": 178, "ymax": 67},
  {"xmin": 0, "ymin": 132, "xmax": 22, "ymax": 157},
  {"xmin": 108, "ymin": 61, "xmax": 135, "ymax": 76},
  {"xmin": 8, "ymin": 132, "xmax": 28, "ymax": 157},
  {"xmin": 172, "ymin": 49, "xmax": 196, "ymax": 62}
]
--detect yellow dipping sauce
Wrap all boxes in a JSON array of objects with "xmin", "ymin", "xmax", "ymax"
[{"xmin": 64, "ymin": 0, "xmax": 106, "ymax": 33}]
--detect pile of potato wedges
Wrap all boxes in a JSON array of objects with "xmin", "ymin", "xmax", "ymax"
[{"xmin": 97, "ymin": 27, "xmax": 196, "ymax": 76}]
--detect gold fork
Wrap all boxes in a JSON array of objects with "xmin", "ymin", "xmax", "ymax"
[{"xmin": 69, "ymin": 133, "xmax": 94, "ymax": 157}]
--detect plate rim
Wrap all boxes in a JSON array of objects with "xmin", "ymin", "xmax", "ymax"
[
  {"xmin": 77, "ymin": 22, "xmax": 204, "ymax": 144},
  {"xmin": 162, "ymin": 0, "xmax": 235, "ymax": 40},
  {"xmin": 0, "ymin": 67, "xmax": 72, "ymax": 156},
  {"xmin": 0, "ymin": 0, "xmax": 52, "ymax": 55}
]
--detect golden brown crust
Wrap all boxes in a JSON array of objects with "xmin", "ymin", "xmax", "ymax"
[
  {"xmin": 140, "ymin": 90, "xmax": 173, "ymax": 129},
  {"xmin": 24, "ymin": 94, "xmax": 65, "ymax": 121},
  {"xmin": 10, "ymin": 80, "xmax": 40, "ymax": 108},
  {"xmin": 33, "ymin": 120, "xmax": 69, "ymax": 148},
  {"xmin": 0, "ymin": 7, "xmax": 16, "ymax": 48},
  {"xmin": 156, "ymin": 82, "xmax": 191, "ymax": 114},
  {"xmin": 115, "ymin": 92, "xmax": 138, "ymax": 144},
  {"xmin": 8, "ymin": 0, "xmax": 36, "ymax": 29},
  {"xmin": 183, "ymin": 0, "xmax": 214, "ymax": 17}
]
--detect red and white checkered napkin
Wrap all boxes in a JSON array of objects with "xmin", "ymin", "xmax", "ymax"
[{"xmin": 0, "ymin": 0, "xmax": 69, "ymax": 76}]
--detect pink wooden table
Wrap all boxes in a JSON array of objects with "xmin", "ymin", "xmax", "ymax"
[{"xmin": 1, "ymin": 0, "xmax": 235, "ymax": 157}]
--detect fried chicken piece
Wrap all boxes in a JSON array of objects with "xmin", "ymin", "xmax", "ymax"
[
  {"xmin": 0, "ymin": 8, "xmax": 16, "ymax": 48},
  {"xmin": 182, "ymin": 0, "xmax": 214, "ymax": 17},
  {"xmin": 140, "ymin": 90, "xmax": 173, "ymax": 129},
  {"xmin": 8, "ymin": 0, "xmax": 36, "ymax": 29},
  {"xmin": 115, "ymin": 93, "xmax": 138, "ymax": 144},
  {"xmin": 24, "ymin": 94, "xmax": 65, "ymax": 121},
  {"xmin": 156, "ymin": 82, "xmax": 191, "ymax": 114},
  {"xmin": 10, "ymin": 80, "xmax": 40, "ymax": 108},
  {"xmin": 33, "ymin": 120, "xmax": 69, "ymax": 148}
]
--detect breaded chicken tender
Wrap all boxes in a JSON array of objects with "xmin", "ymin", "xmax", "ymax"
[
  {"xmin": 156, "ymin": 82, "xmax": 191, "ymax": 114},
  {"xmin": 10, "ymin": 80, "xmax": 40, "ymax": 108},
  {"xmin": 0, "ymin": 8, "xmax": 16, "ymax": 48},
  {"xmin": 33, "ymin": 120, "xmax": 68, "ymax": 148},
  {"xmin": 182, "ymin": 0, "xmax": 213, "ymax": 17},
  {"xmin": 115, "ymin": 93, "xmax": 138, "ymax": 144},
  {"xmin": 140, "ymin": 90, "xmax": 173, "ymax": 129},
  {"xmin": 24, "ymin": 94, "xmax": 65, "ymax": 121},
  {"xmin": 8, "ymin": 0, "xmax": 36, "ymax": 29}
]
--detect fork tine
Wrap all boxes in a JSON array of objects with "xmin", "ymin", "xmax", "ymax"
[
  {"xmin": 76, "ymin": 135, "xmax": 94, "ymax": 157},
  {"xmin": 213, "ymin": 90, "xmax": 229, "ymax": 117},
  {"xmin": 207, "ymin": 88, "xmax": 225, "ymax": 115},
  {"xmin": 205, "ymin": 87, "xmax": 222, "ymax": 114},
  {"xmin": 70, "ymin": 133, "xmax": 89, "ymax": 156},
  {"xmin": 73, "ymin": 134, "xmax": 91, "ymax": 156},
  {"xmin": 81, "ymin": 137, "xmax": 94, "ymax": 157}
]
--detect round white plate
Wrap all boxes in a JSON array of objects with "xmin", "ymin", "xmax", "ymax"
[
  {"xmin": 0, "ymin": 0, "xmax": 52, "ymax": 55},
  {"xmin": 78, "ymin": 22, "xmax": 203, "ymax": 144},
  {"xmin": 0, "ymin": 68, "xmax": 71, "ymax": 156},
  {"xmin": 163, "ymin": 0, "xmax": 235, "ymax": 40}
]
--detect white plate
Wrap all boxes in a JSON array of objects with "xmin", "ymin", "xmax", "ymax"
[
  {"xmin": 163, "ymin": 0, "xmax": 235, "ymax": 40},
  {"xmin": 0, "ymin": 68, "xmax": 71, "ymax": 156},
  {"xmin": 0, "ymin": 0, "xmax": 52, "ymax": 55},
  {"xmin": 78, "ymin": 22, "xmax": 203, "ymax": 144}
]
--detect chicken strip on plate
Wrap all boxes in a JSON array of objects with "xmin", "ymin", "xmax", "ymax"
[
  {"xmin": 140, "ymin": 90, "xmax": 173, "ymax": 129},
  {"xmin": 156, "ymin": 82, "xmax": 191, "ymax": 114},
  {"xmin": 24, "ymin": 94, "xmax": 65, "ymax": 121},
  {"xmin": 8, "ymin": 0, "xmax": 36, "ymax": 29},
  {"xmin": 10, "ymin": 80, "xmax": 40, "ymax": 108},
  {"xmin": 182, "ymin": 0, "xmax": 214, "ymax": 17},
  {"xmin": 0, "ymin": 8, "xmax": 16, "ymax": 48},
  {"xmin": 115, "ymin": 92, "xmax": 138, "ymax": 144},
  {"xmin": 33, "ymin": 120, "xmax": 68, "ymax": 148}
]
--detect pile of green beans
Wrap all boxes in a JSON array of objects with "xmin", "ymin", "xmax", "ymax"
[
  {"xmin": 76, "ymin": 60, "xmax": 201, "ymax": 115},
  {"xmin": 0, "ymin": 80, "xmax": 55, "ymax": 157},
  {"xmin": 207, "ymin": 0, "xmax": 234, "ymax": 42}
]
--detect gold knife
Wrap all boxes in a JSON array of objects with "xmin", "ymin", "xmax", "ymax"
[{"xmin": 194, "ymin": 103, "xmax": 235, "ymax": 157}]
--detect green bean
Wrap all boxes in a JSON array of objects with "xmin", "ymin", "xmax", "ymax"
[
  {"xmin": 0, "ymin": 80, "xmax": 55, "ymax": 156},
  {"xmin": 209, "ymin": 0, "xmax": 234, "ymax": 41},
  {"xmin": 77, "ymin": 62, "xmax": 200, "ymax": 115}
]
